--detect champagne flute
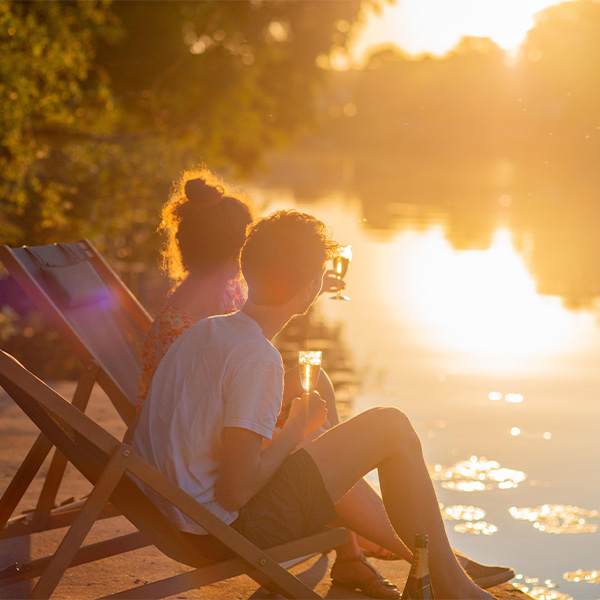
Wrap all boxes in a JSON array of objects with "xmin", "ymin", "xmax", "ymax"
[
  {"xmin": 298, "ymin": 350, "xmax": 322, "ymax": 394},
  {"xmin": 330, "ymin": 245, "xmax": 352, "ymax": 301}
]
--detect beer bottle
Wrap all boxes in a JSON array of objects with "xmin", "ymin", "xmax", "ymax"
[{"xmin": 401, "ymin": 533, "xmax": 434, "ymax": 599}]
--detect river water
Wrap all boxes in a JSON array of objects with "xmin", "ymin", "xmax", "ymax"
[{"xmin": 255, "ymin": 185, "xmax": 600, "ymax": 600}]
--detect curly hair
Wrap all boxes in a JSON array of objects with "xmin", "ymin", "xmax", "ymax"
[
  {"xmin": 159, "ymin": 167, "xmax": 254, "ymax": 287},
  {"xmin": 241, "ymin": 210, "xmax": 337, "ymax": 306}
]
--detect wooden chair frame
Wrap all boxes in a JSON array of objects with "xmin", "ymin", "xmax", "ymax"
[
  {"xmin": 0, "ymin": 241, "xmax": 151, "ymax": 538},
  {"xmin": 0, "ymin": 350, "xmax": 347, "ymax": 599},
  {"xmin": 0, "ymin": 240, "xmax": 152, "ymax": 423}
]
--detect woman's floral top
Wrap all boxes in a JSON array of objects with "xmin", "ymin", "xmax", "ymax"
[{"xmin": 136, "ymin": 278, "xmax": 247, "ymax": 411}]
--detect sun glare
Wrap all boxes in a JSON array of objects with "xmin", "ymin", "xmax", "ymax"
[
  {"xmin": 351, "ymin": 0, "xmax": 572, "ymax": 62},
  {"xmin": 382, "ymin": 227, "xmax": 594, "ymax": 372}
]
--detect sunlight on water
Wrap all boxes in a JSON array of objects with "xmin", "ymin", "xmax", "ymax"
[
  {"xmin": 440, "ymin": 504, "xmax": 497, "ymax": 535},
  {"xmin": 453, "ymin": 521, "xmax": 498, "ymax": 536},
  {"xmin": 488, "ymin": 391, "xmax": 524, "ymax": 402},
  {"xmin": 563, "ymin": 570, "xmax": 600, "ymax": 584},
  {"xmin": 505, "ymin": 393, "xmax": 524, "ymax": 403},
  {"xmin": 441, "ymin": 504, "xmax": 486, "ymax": 521},
  {"xmin": 382, "ymin": 227, "xmax": 596, "ymax": 373},
  {"xmin": 513, "ymin": 575, "xmax": 573, "ymax": 600},
  {"xmin": 509, "ymin": 505, "xmax": 600, "ymax": 534},
  {"xmin": 429, "ymin": 455, "xmax": 527, "ymax": 491}
]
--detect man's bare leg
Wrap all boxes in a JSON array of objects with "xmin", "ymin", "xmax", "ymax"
[
  {"xmin": 304, "ymin": 406, "xmax": 495, "ymax": 600},
  {"xmin": 285, "ymin": 367, "xmax": 412, "ymax": 595}
]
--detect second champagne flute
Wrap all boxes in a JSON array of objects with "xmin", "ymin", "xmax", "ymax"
[{"xmin": 298, "ymin": 350, "xmax": 322, "ymax": 394}]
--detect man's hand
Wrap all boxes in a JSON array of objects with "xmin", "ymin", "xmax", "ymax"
[{"xmin": 285, "ymin": 391, "xmax": 328, "ymax": 439}]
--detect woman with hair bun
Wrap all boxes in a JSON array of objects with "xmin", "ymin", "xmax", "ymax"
[{"xmin": 136, "ymin": 168, "xmax": 254, "ymax": 410}]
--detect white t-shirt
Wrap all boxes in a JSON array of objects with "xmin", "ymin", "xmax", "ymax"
[{"xmin": 132, "ymin": 310, "xmax": 284, "ymax": 534}]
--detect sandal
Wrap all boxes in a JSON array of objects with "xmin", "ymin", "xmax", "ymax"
[
  {"xmin": 454, "ymin": 551, "xmax": 516, "ymax": 589},
  {"xmin": 331, "ymin": 553, "xmax": 400, "ymax": 599}
]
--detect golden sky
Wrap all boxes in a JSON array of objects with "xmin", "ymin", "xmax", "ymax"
[{"xmin": 350, "ymin": 0, "xmax": 572, "ymax": 61}]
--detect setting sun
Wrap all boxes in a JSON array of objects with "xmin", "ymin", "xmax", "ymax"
[{"xmin": 351, "ymin": 0, "xmax": 574, "ymax": 61}]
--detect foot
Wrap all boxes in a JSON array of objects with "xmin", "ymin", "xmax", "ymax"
[
  {"xmin": 454, "ymin": 551, "xmax": 515, "ymax": 589},
  {"xmin": 363, "ymin": 546, "xmax": 402, "ymax": 561},
  {"xmin": 357, "ymin": 535, "xmax": 402, "ymax": 561},
  {"xmin": 331, "ymin": 553, "xmax": 400, "ymax": 599}
]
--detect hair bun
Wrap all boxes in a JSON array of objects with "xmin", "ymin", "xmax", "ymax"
[{"xmin": 184, "ymin": 178, "xmax": 223, "ymax": 207}]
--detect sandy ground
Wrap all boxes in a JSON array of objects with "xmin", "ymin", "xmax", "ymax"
[{"xmin": 0, "ymin": 381, "xmax": 531, "ymax": 600}]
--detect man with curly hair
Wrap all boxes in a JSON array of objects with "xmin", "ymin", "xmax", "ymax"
[{"xmin": 133, "ymin": 210, "xmax": 498, "ymax": 599}]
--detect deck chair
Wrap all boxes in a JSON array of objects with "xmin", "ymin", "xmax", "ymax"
[
  {"xmin": 0, "ymin": 241, "xmax": 152, "ymax": 537},
  {"xmin": 0, "ymin": 350, "xmax": 348, "ymax": 599},
  {"xmin": 0, "ymin": 240, "xmax": 152, "ymax": 422}
]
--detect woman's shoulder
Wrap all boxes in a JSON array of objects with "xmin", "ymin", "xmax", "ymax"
[
  {"xmin": 149, "ymin": 303, "xmax": 194, "ymax": 343},
  {"xmin": 157, "ymin": 302, "xmax": 194, "ymax": 321}
]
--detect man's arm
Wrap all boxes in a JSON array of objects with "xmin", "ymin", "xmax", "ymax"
[{"xmin": 216, "ymin": 391, "xmax": 327, "ymax": 512}]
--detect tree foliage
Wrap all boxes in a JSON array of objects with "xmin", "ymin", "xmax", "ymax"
[
  {"xmin": 0, "ymin": 0, "xmax": 378, "ymax": 254},
  {"xmin": 520, "ymin": 0, "xmax": 600, "ymax": 127},
  {"xmin": 327, "ymin": 0, "xmax": 600, "ymax": 162},
  {"xmin": 1, "ymin": 0, "xmax": 119, "ymax": 245}
]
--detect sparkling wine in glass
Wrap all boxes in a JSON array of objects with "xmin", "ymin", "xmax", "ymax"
[
  {"xmin": 330, "ymin": 245, "xmax": 352, "ymax": 301},
  {"xmin": 298, "ymin": 350, "xmax": 322, "ymax": 394}
]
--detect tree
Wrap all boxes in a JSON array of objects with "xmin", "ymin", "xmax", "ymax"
[
  {"xmin": 0, "ymin": 0, "xmax": 382, "ymax": 255},
  {"xmin": 0, "ymin": 0, "xmax": 119, "ymax": 246},
  {"xmin": 520, "ymin": 0, "xmax": 600, "ymax": 129}
]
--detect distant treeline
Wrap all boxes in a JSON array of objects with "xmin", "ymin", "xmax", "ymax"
[{"xmin": 324, "ymin": 1, "xmax": 600, "ymax": 156}]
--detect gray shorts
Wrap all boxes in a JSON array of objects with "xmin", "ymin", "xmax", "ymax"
[{"xmin": 182, "ymin": 448, "xmax": 337, "ymax": 560}]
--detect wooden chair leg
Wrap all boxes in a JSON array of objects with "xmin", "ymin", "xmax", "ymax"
[
  {"xmin": 0, "ymin": 532, "xmax": 150, "ymax": 588},
  {"xmin": 30, "ymin": 361, "xmax": 100, "ymax": 529},
  {"xmin": 0, "ymin": 434, "xmax": 53, "ymax": 534},
  {"xmin": 30, "ymin": 446, "xmax": 129, "ymax": 599}
]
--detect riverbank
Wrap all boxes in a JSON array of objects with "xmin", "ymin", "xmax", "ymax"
[{"xmin": 0, "ymin": 381, "xmax": 532, "ymax": 599}]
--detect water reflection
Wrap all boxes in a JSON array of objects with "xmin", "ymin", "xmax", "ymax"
[
  {"xmin": 453, "ymin": 521, "xmax": 498, "ymax": 536},
  {"xmin": 563, "ymin": 570, "xmax": 600, "ymax": 584},
  {"xmin": 513, "ymin": 575, "xmax": 572, "ymax": 600},
  {"xmin": 378, "ymin": 226, "xmax": 592, "ymax": 374},
  {"xmin": 441, "ymin": 504, "xmax": 486, "ymax": 521},
  {"xmin": 441, "ymin": 504, "xmax": 499, "ymax": 536},
  {"xmin": 509, "ymin": 505, "xmax": 600, "ymax": 534},
  {"xmin": 504, "ymin": 393, "xmax": 524, "ymax": 403},
  {"xmin": 429, "ymin": 456, "xmax": 527, "ymax": 492}
]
